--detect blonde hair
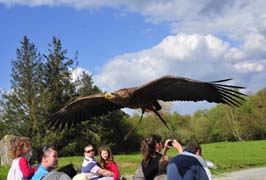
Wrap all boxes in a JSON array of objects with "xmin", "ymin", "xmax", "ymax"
[{"xmin": 10, "ymin": 137, "xmax": 30, "ymax": 159}]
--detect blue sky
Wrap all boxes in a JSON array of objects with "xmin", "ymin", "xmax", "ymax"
[
  {"xmin": 1, "ymin": 0, "xmax": 266, "ymax": 114},
  {"xmin": 0, "ymin": 4, "xmax": 169, "ymax": 88}
]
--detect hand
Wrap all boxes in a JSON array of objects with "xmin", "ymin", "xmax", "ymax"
[
  {"xmin": 172, "ymin": 140, "xmax": 183, "ymax": 153},
  {"xmin": 162, "ymin": 139, "xmax": 172, "ymax": 155},
  {"xmin": 164, "ymin": 139, "xmax": 173, "ymax": 149}
]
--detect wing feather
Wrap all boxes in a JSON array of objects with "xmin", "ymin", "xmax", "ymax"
[
  {"xmin": 47, "ymin": 75, "xmax": 246, "ymax": 131},
  {"xmin": 132, "ymin": 75, "xmax": 246, "ymax": 105},
  {"xmin": 47, "ymin": 94, "xmax": 124, "ymax": 130}
]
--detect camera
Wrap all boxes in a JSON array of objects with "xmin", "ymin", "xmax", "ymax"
[{"xmin": 167, "ymin": 140, "xmax": 173, "ymax": 146}]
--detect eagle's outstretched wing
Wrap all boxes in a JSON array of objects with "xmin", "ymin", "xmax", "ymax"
[
  {"xmin": 47, "ymin": 94, "xmax": 123, "ymax": 130},
  {"xmin": 47, "ymin": 75, "xmax": 247, "ymax": 132},
  {"xmin": 132, "ymin": 75, "xmax": 246, "ymax": 106}
]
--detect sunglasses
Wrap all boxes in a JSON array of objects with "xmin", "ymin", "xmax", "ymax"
[{"xmin": 85, "ymin": 149, "xmax": 94, "ymax": 153}]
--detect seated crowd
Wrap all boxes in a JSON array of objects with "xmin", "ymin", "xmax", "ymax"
[{"xmin": 7, "ymin": 135, "xmax": 212, "ymax": 180}]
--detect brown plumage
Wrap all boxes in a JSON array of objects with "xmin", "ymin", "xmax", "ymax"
[{"xmin": 47, "ymin": 75, "xmax": 246, "ymax": 139}]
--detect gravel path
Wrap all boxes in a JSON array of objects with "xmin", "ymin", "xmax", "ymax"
[{"xmin": 214, "ymin": 167, "xmax": 266, "ymax": 180}]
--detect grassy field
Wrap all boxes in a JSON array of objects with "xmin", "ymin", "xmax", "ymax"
[{"xmin": 1, "ymin": 140, "xmax": 266, "ymax": 179}]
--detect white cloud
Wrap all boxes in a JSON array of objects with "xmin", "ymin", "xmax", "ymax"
[
  {"xmin": 71, "ymin": 67, "xmax": 90, "ymax": 82},
  {"xmin": 92, "ymin": 34, "xmax": 234, "ymax": 90},
  {"xmin": 3, "ymin": 0, "xmax": 266, "ymax": 45},
  {"xmin": 225, "ymin": 48, "xmax": 246, "ymax": 61},
  {"xmin": 243, "ymin": 34, "xmax": 266, "ymax": 58},
  {"xmin": 234, "ymin": 62, "xmax": 264, "ymax": 73},
  {"xmin": 93, "ymin": 33, "xmax": 265, "ymax": 115}
]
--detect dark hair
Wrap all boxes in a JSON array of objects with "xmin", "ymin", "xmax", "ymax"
[
  {"xmin": 38, "ymin": 145, "xmax": 56, "ymax": 163},
  {"xmin": 84, "ymin": 144, "xmax": 94, "ymax": 152},
  {"xmin": 141, "ymin": 134, "xmax": 162, "ymax": 167},
  {"xmin": 186, "ymin": 140, "xmax": 201, "ymax": 155}
]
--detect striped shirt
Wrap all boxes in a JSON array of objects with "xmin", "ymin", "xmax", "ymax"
[{"xmin": 81, "ymin": 156, "xmax": 101, "ymax": 180}]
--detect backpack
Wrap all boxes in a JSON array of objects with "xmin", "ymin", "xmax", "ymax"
[
  {"xmin": 41, "ymin": 171, "xmax": 72, "ymax": 180},
  {"xmin": 57, "ymin": 163, "xmax": 77, "ymax": 178}
]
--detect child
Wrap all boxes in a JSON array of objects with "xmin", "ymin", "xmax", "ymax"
[
  {"xmin": 7, "ymin": 137, "xmax": 37, "ymax": 180},
  {"xmin": 98, "ymin": 146, "xmax": 120, "ymax": 180}
]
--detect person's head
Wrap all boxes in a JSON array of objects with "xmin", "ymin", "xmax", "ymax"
[
  {"xmin": 10, "ymin": 137, "xmax": 31, "ymax": 159},
  {"xmin": 98, "ymin": 146, "xmax": 113, "ymax": 161},
  {"xmin": 141, "ymin": 134, "xmax": 162, "ymax": 167},
  {"xmin": 185, "ymin": 140, "xmax": 202, "ymax": 156},
  {"xmin": 98, "ymin": 146, "xmax": 114, "ymax": 168},
  {"xmin": 84, "ymin": 144, "xmax": 95, "ymax": 158},
  {"xmin": 40, "ymin": 145, "xmax": 59, "ymax": 170}
]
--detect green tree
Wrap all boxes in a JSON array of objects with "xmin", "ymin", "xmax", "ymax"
[
  {"xmin": 0, "ymin": 102, "xmax": 7, "ymax": 138},
  {"xmin": 0, "ymin": 36, "xmax": 43, "ymax": 139},
  {"xmin": 75, "ymin": 71, "xmax": 101, "ymax": 96},
  {"xmin": 58, "ymin": 72, "xmax": 102, "ymax": 155},
  {"xmin": 43, "ymin": 36, "xmax": 76, "ymax": 114},
  {"xmin": 191, "ymin": 110, "xmax": 212, "ymax": 143},
  {"xmin": 40, "ymin": 37, "xmax": 77, "ymax": 150},
  {"xmin": 245, "ymin": 89, "xmax": 266, "ymax": 139},
  {"xmin": 74, "ymin": 72, "xmax": 132, "ymax": 153}
]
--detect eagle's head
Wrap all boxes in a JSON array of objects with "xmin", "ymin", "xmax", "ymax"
[
  {"xmin": 104, "ymin": 92, "xmax": 113, "ymax": 99},
  {"xmin": 104, "ymin": 90, "xmax": 131, "ymax": 105}
]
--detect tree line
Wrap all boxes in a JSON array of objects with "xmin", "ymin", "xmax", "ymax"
[{"xmin": 0, "ymin": 36, "xmax": 265, "ymax": 156}]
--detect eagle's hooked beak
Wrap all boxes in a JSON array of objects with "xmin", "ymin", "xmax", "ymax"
[{"xmin": 104, "ymin": 92, "xmax": 113, "ymax": 99}]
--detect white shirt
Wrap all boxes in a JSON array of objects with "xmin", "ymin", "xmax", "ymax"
[{"xmin": 7, "ymin": 157, "xmax": 27, "ymax": 180}]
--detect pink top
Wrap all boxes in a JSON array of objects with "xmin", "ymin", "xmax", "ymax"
[{"xmin": 19, "ymin": 157, "xmax": 37, "ymax": 178}]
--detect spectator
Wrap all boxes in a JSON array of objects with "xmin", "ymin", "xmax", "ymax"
[
  {"xmin": 31, "ymin": 145, "xmax": 70, "ymax": 180},
  {"xmin": 7, "ymin": 137, "xmax": 37, "ymax": 180},
  {"xmin": 140, "ymin": 135, "xmax": 182, "ymax": 180},
  {"xmin": 81, "ymin": 144, "xmax": 114, "ymax": 180},
  {"xmin": 167, "ymin": 140, "xmax": 212, "ymax": 180},
  {"xmin": 98, "ymin": 146, "xmax": 120, "ymax": 180}
]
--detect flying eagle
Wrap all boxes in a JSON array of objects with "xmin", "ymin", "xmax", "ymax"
[{"xmin": 47, "ymin": 75, "xmax": 246, "ymax": 139}]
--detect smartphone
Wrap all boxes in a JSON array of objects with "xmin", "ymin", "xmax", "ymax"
[{"xmin": 167, "ymin": 140, "xmax": 173, "ymax": 146}]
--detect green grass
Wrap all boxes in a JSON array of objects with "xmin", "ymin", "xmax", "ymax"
[
  {"xmin": 0, "ymin": 166, "xmax": 9, "ymax": 180},
  {"xmin": 58, "ymin": 153, "xmax": 143, "ymax": 175},
  {"xmin": 201, "ymin": 140, "xmax": 266, "ymax": 174},
  {"xmin": 1, "ymin": 140, "xmax": 266, "ymax": 179}
]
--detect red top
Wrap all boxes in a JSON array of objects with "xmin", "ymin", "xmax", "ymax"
[
  {"xmin": 18, "ymin": 157, "xmax": 37, "ymax": 178},
  {"xmin": 105, "ymin": 161, "xmax": 120, "ymax": 180}
]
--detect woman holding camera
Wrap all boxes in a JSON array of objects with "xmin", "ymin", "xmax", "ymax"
[{"xmin": 140, "ymin": 134, "xmax": 182, "ymax": 180}]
